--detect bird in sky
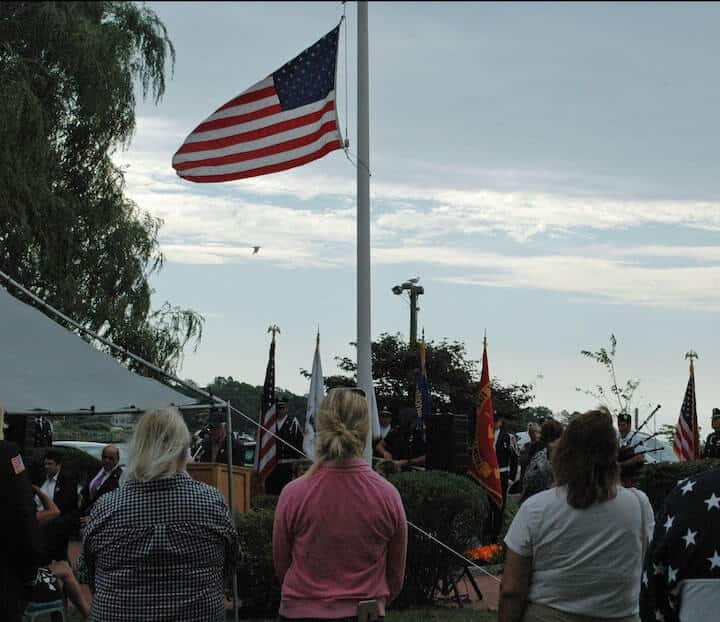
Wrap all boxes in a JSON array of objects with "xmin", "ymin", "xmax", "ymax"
[{"xmin": 252, "ymin": 246, "xmax": 261, "ymax": 255}]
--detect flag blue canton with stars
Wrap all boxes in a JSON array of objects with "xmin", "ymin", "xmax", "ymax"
[
  {"xmin": 273, "ymin": 25, "xmax": 339, "ymax": 111},
  {"xmin": 640, "ymin": 468, "xmax": 720, "ymax": 621}
]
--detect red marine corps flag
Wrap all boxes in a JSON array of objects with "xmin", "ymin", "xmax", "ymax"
[
  {"xmin": 172, "ymin": 24, "xmax": 342, "ymax": 183},
  {"xmin": 468, "ymin": 335, "xmax": 503, "ymax": 508}
]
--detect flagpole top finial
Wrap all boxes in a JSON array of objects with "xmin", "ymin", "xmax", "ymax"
[{"xmin": 268, "ymin": 324, "xmax": 281, "ymax": 341}]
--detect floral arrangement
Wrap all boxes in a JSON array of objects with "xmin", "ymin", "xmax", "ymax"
[{"xmin": 465, "ymin": 543, "xmax": 503, "ymax": 564}]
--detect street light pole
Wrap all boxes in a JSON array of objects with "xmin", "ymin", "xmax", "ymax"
[
  {"xmin": 409, "ymin": 287, "xmax": 419, "ymax": 347},
  {"xmin": 392, "ymin": 278, "xmax": 424, "ymax": 347}
]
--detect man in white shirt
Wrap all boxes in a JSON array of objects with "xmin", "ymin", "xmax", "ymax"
[
  {"xmin": 34, "ymin": 449, "xmax": 78, "ymax": 561},
  {"xmin": 80, "ymin": 445, "xmax": 122, "ymax": 527}
]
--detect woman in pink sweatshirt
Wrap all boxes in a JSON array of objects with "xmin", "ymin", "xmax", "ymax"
[{"xmin": 273, "ymin": 388, "xmax": 408, "ymax": 621}]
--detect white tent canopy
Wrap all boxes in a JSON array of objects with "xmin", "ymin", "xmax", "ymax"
[{"xmin": 0, "ymin": 284, "xmax": 201, "ymax": 415}]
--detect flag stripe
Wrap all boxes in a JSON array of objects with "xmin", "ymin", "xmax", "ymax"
[
  {"xmin": 207, "ymin": 94, "xmax": 280, "ymax": 122},
  {"xmin": 173, "ymin": 121, "xmax": 338, "ymax": 171},
  {"xmin": 195, "ymin": 103, "xmax": 283, "ymax": 133},
  {"xmin": 673, "ymin": 365, "xmax": 698, "ymax": 461},
  {"xmin": 216, "ymin": 80, "xmax": 276, "ymax": 111},
  {"xmin": 173, "ymin": 109, "xmax": 338, "ymax": 164},
  {"xmin": 176, "ymin": 97, "xmax": 336, "ymax": 153},
  {"xmin": 180, "ymin": 139, "xmax": 342, "ymax": 183}
]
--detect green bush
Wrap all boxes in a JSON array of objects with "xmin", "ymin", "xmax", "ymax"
[
  {"xmin": 389, "ymin": 471, "xmax": 489, "ymax": 608},
  {"xmin": 234, "ymin": 508, "xmax": 280, "ymax": 616},
  {"xmin": 250, "ymin": 493, "xmax": 279, "ymax": 511},
  {"xmin": 636, "ymin": 459, "xmax": 720, "ymax": 513}
]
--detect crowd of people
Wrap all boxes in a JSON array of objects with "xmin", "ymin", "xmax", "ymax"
[{"xmin": 2, "ymin": 400, "xmax": 720, "ymax": 621}]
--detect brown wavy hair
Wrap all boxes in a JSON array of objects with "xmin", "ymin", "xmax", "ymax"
[{"xmin": 551, "ymin": 410, "xmax": 619, "ymax": 509}]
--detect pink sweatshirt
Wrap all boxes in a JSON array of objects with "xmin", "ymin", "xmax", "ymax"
[{"xmin": 273, "ymin": 458, "xmax": 407, "ymax": 619}]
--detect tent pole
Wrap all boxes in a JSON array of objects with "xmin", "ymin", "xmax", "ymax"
[{"xmin": 225, "ymin": 399, "xmax": 239, "ymax": 622}]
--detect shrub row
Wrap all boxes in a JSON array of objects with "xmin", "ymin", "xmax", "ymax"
[{"xmin": 233, "ymin": 470, "xmax": 489, "ymax": 615}]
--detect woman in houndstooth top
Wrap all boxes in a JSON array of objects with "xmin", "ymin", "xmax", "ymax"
[{"xmin": 77, "ymin": 408, "xmax": 238, "ymax": 622}]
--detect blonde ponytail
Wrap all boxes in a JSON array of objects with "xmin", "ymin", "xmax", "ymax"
[{"xmin": 307, "ymin": 388, "xmax": 369, "ymax": 475}]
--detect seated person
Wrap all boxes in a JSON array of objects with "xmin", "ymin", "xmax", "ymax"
[
  {"xmin": 375, "ymin": 407, "xmax": 426, "ymax": 472},
  {"xmin": 79, "ymin": 445, "xmax": 122, "ymax": 528},
  {"xmin": 33, "ymin": 485, "xmax": 91, "ymax": 619}
]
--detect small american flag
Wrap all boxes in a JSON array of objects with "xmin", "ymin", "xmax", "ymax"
[
  {"xmin": 673, "ymin": 359, "xmax": 700, "ymax": 461},
  {"xmin": 255, "ymin": 335, "xmax": 278, "ymax": 483},
  {"xmin": 172, "ymin": 24, "xmax": 342, "ymax": 183}
]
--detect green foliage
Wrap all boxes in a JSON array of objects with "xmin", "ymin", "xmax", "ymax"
[
  {"xmin": 319, "ymin": 332, "xmax": 538, "ymax": 424},
  {"xmin": 250, "ymin": 494, "xmax": 279, "ymax": 511},
  {"xmin": 234, "ymin": 508, "xmax": 280, "ymax": 616},
  {"xmin": 388, "ymin": 470, "xmax": 489, "ymax": 608},
  {"xmin": 204, "ymin": 376, "xmax": 308, "ymax": 435},
  {"xmin": 0, "ymin": 1, "xmax": 202, "ymax": 375},
  {"xmin": 576, "ymin": 334, "xmax": 642, "ymax": 416},
  {"xmin": 636, "ymin": 459, "xmax": 720, "ymax": 513}
]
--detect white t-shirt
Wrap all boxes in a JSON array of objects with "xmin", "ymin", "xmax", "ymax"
[{"xmin": 505, "ymin": 486, "xmax": 654, "ymax": 618}]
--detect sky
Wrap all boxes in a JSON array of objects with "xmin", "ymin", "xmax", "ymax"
[{"xmin": 118, "ymin": 1, "xmax": 720, "ymax": 432}]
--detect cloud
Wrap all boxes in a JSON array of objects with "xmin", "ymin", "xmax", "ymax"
[
  {"xmin": 113, "ymin": 115, "xmax": 720, "ymax": 308},
  {"xmin": 373, "ymin": 246, "xmax": 720, "ymax": 310}
]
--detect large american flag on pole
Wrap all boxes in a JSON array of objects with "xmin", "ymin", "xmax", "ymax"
[
  {"xmin": 673, "ymin": 358, "xmax": 700, "ymax": 461},
  {"xmin": 255, "ymin": 335, "xmax": 278, "ymax": 483},
  {"xmin": 172, "ymin": 24, "xmax": 342, "ymax": 183}
]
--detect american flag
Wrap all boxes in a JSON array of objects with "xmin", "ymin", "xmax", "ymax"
[
  {"xmin": 673, "ymin": 359, "xmax": 700, "ymax": 461},
  {"xmin": 172, "ymin": 24, "xmax": 342, "ymax": 183},
  {"xmin": 255, "ymin": 335, "xmax": 277, "ymax": 483}
]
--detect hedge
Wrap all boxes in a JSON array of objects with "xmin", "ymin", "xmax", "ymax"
[
  {"xmin": 388, "ymin": 470, "xmax": 489, "ymax": 608},
  {"xmin": 234, "ymin": 508, "xmax": 280, "ymax": 616},
  {"xmin": 636, "ymin": 459, "xmax": 720, "ymax": 513}
]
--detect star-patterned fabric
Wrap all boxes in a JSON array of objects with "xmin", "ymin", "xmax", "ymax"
[{"xmin": 639, "ymin": 468, "xmax": 720, "ymax": 621}]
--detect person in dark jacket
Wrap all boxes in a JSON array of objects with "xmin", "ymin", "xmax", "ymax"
[
  {"xmin": 79, "ymin": 445, "xmax": 123, "ymax": 527},
  {"xmin": 34, "ymin": 449, "xmax": 78, "ymax": 562},
  {"xmin": 486, "ymin": 412, "xmax": 518, "ymax": 543},
  {"xmin": 701, "ymin": 407, "xmax": 720, "ymax": 458},
  {"xmin": 1, "ymin": 436, "xmax": 42, "ymax": 622}
]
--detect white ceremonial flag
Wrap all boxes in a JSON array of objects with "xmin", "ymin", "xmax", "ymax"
[{"xmin": 303, "ymin": 333, "xmax": 325, "ymax": 460}]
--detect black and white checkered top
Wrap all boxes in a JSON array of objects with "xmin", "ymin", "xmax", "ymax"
[{"xmin": 77, "ymin": 472, "xmax": 238, "ymax": 622}]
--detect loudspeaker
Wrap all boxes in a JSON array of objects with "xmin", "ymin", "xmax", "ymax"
[{"xmin": 426, "ymin": 413, "xmax": 470, "ymax": 474}]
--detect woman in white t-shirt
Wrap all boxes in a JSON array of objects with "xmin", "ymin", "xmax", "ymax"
[{"xmin": 499, "ymin": 410, "xmax": 654, "ymax": 622}]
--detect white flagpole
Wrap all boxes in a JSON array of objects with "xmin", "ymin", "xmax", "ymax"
[{"xmin": 357, "ymin": 0, "xmax": 373, "ymax": 464}]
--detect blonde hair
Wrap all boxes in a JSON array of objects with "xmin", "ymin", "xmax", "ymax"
[
  {"xmin": 308, "ymin": 388, "xmax": 369, "ymax": 475},
  {"xmin": 124, "ymin": 408, "xmax": 191, "ymax": 482}
]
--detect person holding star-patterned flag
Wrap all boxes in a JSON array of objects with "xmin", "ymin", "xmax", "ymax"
[{"xmin": 640, "ymin": 468, "xmax": 720, "ymax": 621}]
